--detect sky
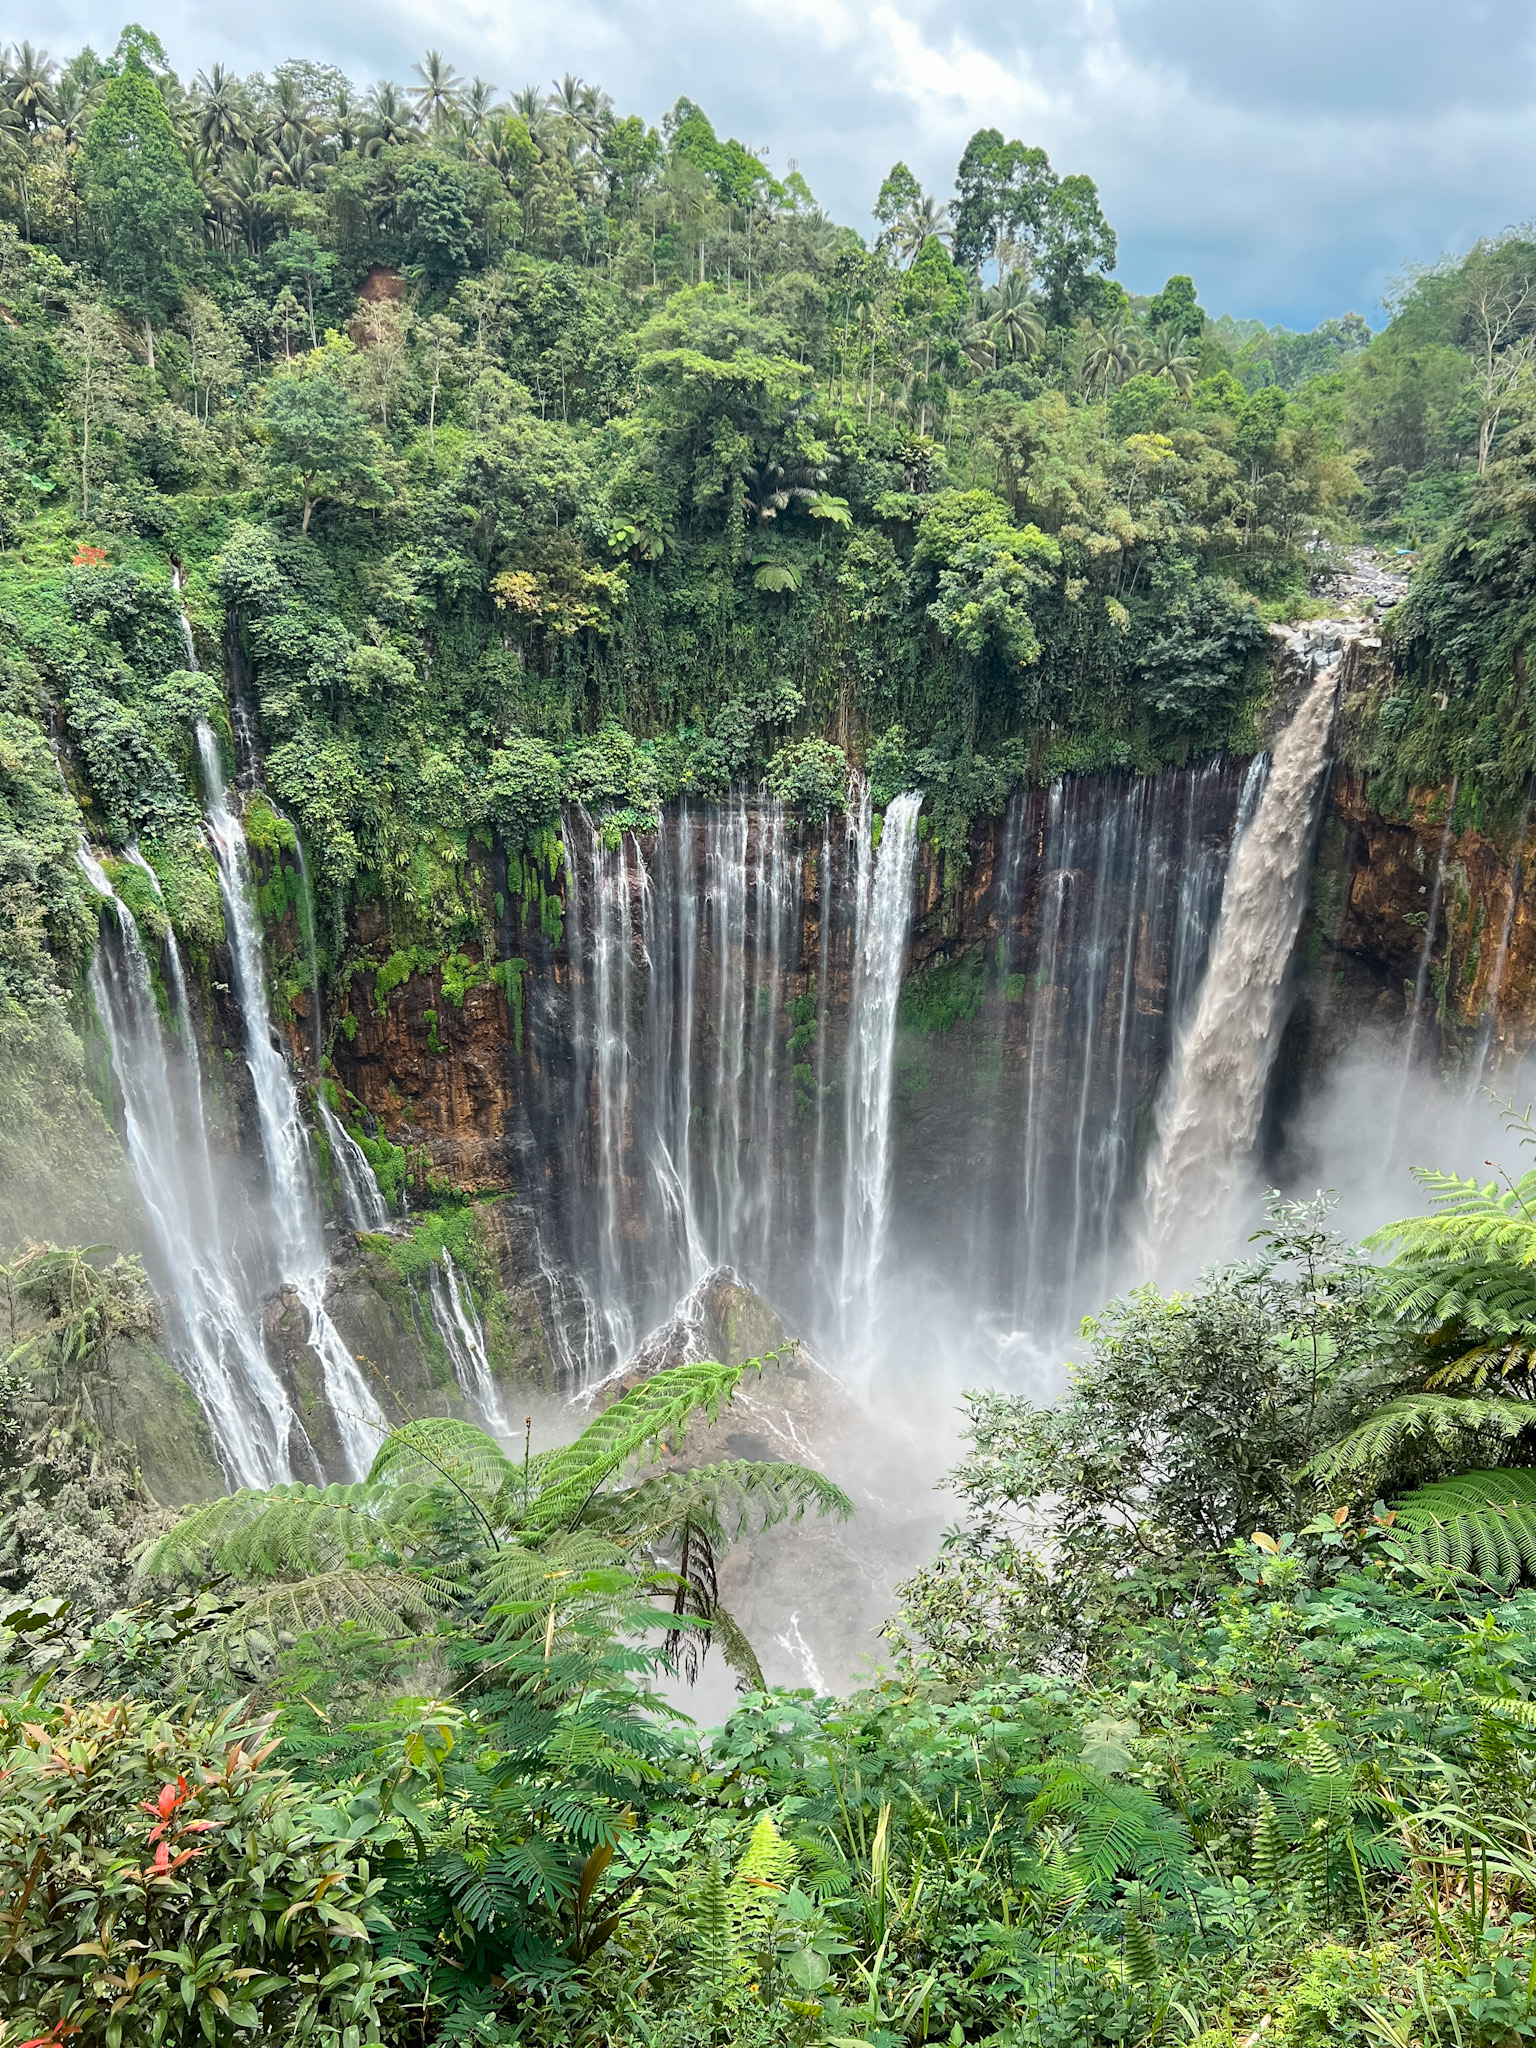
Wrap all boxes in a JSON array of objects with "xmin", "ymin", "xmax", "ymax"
[{"xmin": 15, "ymin": 0, "xmax": 1536, "ymax": 328}]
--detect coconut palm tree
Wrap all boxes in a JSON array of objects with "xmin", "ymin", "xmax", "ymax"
[
  {"xmin": 192, "ymin": 63, "xmax": 252, "ymax": 161},
  {"xmin": 1145, "ymin": 323, "xmax": 1200, "ymax": 396},
  {"xmin": 362, "ymin": 80, "xmax": 420, "ymax": 152},
  {"xmin": 1080, "ymin": 317, "xmax": 1143, "ymax": 397},
  {"xmin": 410, "ymin": 49, "xmax": 463, "ymax": 131},
  {"xmin": 461, "ymin": 76, "xmax": 498, "ymax": 138},
  {"xmin": 328, "ymin": 85, "xmax": 363, "ymax": 157},
  {"xmin": 4, "ymin": 41, "xmax": 56, "ymax": 132},
  {"xmin": 986, "ymin": 272, "xmax": 1045, "ymax": 359},
  {"xmin": 895, "ymin": 193, "xmax": 952, "ymax": 266}
]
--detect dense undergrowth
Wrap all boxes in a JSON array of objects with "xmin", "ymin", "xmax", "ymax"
[{"xmin": 16, "ymin": 1123, "xmax": 1536, "ymax": 2046}]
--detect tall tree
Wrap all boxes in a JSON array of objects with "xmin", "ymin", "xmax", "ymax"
[
  {"xmin": 952, "ymin": 129, "xmax": 1055, "ymax": 279},
  {"xmin": 79, "ymin": 50, "xmax": 203, "ymax": 366}
]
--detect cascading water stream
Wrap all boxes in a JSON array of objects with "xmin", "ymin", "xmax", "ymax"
[
  {"xmin": 534, "ymin": 768, "xmax": 1249, "ymax": 1382},
  {"xmin": 196, "ymin": 721, "xmax": 389, "ymax": 1478},
  {"xmin": 428, "ymin": 1251, "xmax": 510, "ymax": 1437},
  {"xmin": 77, "ymin": 846, "xmax": 296, "ymax": 1486},
  {"xmin": 835, "ymin": 790, "xmax": 923, "ymax": 1363},
  {"xmin": 321, "ymin": 1103, "xmax": 392, "ymax": 1233},
  {"xmin": 1141, "ymin": 645, "xmax": 1345, "ymax": 1268}
]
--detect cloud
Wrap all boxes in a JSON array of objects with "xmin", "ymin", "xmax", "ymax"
[{"xmin": 22, "ymin": 0, "xmax": 1536, "ymax": 325}]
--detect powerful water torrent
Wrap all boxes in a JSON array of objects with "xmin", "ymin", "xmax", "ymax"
[
  {"xmin": 1141, "ymin": 638, "xmax": 1347, "ymax": 1267},
  {"xmin": 835, "ymin": 789, "xmax": 923, "ymax": 1362}
]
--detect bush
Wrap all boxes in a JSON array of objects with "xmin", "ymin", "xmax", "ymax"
[
  {"xmin": 0, "ymin": 1696, "xmax": 407, "ymax": 2048},
  {"xmin": 764, "ymin": 736, "xmax": 848, "ymax": 819}
]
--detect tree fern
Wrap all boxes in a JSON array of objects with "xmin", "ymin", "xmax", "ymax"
[
  {"xmin": 1305, "ymin": 1395, "xmax": 1536, "ymax": 1486},
  {"xmin": 140, "ymin": 1354, "xmax": 846, "ymax": 1691},
  {"xmin": 520, "ymin": 1358, "xmax": 764, "ymax": 1533},
  {"xmin": 1385, "ymin": 1469, "xmax": 1536, "ymax": 1591},
  {"xmin": 600, "ymin": 1460, "xmax": 853, "ymax": 1551}
]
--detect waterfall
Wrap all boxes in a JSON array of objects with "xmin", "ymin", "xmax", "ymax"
[
  {"xmin": 427, "ymin": 1250, "xmax": 509, "ymax": 1437},
  {"xmin": 968, "ymin": 762, "xmax": 1247, "ymax": 1334},
  {"xmin": 1465, "ymin": 792, "xmax": 1532, "ymax": 1101},
  {"xmin": 320, "ymin": 1101, "xmax": 391, "ymax": 1232},
  {"xmin": 530, "ymin": 769, "xmax": 1250, "ymax": 1380},
  {"xmin": 836, "ymin": 790, "xmax": 923, "ymax": 1361},
  {"xmin": 1141, "ymin": 651, "xmax": 1344, "ymax": 1267},
  {"xmin": 196, "ymin": 721, "xmax": 389, "ymax": 1479},
  {"xmin": 77, "ymin": 847, "xmax": 296, "ymax": 1487}
]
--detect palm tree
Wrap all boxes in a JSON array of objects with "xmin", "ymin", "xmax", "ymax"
[
  {"xmin": 958, "ymin": 312, "xmax": 996, "ymax": 378},
  {"xmin": 362, "ymin": 80, "xmax": 420, "ymax": 152},
  {"xmin": 212, "ymin": 149, "xmax": 276, "ymax": 257},
  {"xmin": 986, "ymin": 273, "xmax": 1045, "ymax": 359},
  {"xmin": 461, "ymin": 76, "xmax": 498, "ymax": 137},
  {"xmin": 329, "ymin": 84, "xmax": 363, "ymax": 156},
  {"xmin": 263, "ymin": 71, "xmax": 318, "ymax": 160},
  {"xmin": 138, "ymin": 1357, "xmax": 851, "ymax": 1689},
  {"xmin": 742, "ymin": 453, "xmax": 832, "ymax": 525},
  {"xmin": 1145, "ymin": 324, "xmax": 1200, "ymax": 396},
  {"xmin": 474, "ymin": 112, "xmax": 533, "ymax": 194},
  {"xmin": 896, "ymin": 194, "xmax": 952, "ymax": 266},
  {"xmin": 1080, "ymin": 318, "xmax": 1143, "ymax": 397},
  {"xmin": 192, "ymin": 63, "xmax": 252, "ymax": 161},
  {"xmin": 265, "ymin": 135, "xmax": 327, "ymax": 193},
  {"xmin": 5, "ymin": 41, "xmax": 57, "ymax": 132},
  {"xmin": 0, "ymin": 102, "xmax": 34, "ymax": 240},
  {"xmin": 410, "ymin": 49, "xmax": 463, "ymax": 131}
]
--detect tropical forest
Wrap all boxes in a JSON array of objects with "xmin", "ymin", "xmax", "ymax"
[{"xmin": 10, "ymin": 22, "xmax": 1536, "ymax": 2048}]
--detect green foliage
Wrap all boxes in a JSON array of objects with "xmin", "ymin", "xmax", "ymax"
[
  {"xmin": 898, "ymin": 952, "xmax": 986, "ymax": 1034},
  {"xmin": 80, "ymin": 53, "xmax": 203, "ymax": 335},
  {"xmin": 763, "ymin": 736, "xmax": 847, "ymax": 819},
  {"xmin": 0, "ymin": 1695, "xmax": 409, "ymax": 2048},
  {"xmin": 259, "ymin": 357, "xmax": 389, "ymax": 534}
]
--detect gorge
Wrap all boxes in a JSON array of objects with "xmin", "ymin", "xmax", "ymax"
[{"xmin": 55, "ymin": 573, "xmax": 1532, "ymax": 1558}]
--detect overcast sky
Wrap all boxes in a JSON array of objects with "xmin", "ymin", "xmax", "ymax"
[{"xmin": 16, "ymin": 0, "xmax": 1535, "ymax": 328}]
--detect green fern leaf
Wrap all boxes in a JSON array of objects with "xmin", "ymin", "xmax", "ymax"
[
  {"xmin": 1390, "ymin": 1467, "xmax": 1536, "ymax": 1590},
  {"xmin": 1305, "ymin": 1396, "xmax": 1536, "ymax": 1486}
]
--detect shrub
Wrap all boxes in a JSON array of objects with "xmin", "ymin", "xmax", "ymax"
[
  {"xmin": 0, "ymin": 1695, "xmax": 407, "ymax": 2048},
  {"xmin": 764, "ymin": 736, "xmax": 848, "ymax": 820}
]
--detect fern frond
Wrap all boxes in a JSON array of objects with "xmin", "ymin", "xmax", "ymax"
[
  {"xmin": 688, "ymin": 1860, "xmax": 735, "ymax": 1999},
  {"xmin": 370, "ymin": 1416, "xmax": 518, "ymax": 1502},
  {"xmin": 1388, "ymin": 1467, "xmax": 1536, "ymax": 1591},
  {"xmin": 1374, "ymin": 1258, "xmax": 1536, "ymax": 1335},
  {"xmin": 1475, "ymin": 1693, "xmax": 1536, "ymax": 1730},
  {"xmin": 522, "ymin": 1360, "xmax": 760, "ymax": 1532},
  {"xmin": 701, "ymin": 1601, "xmax": 766, "ymax": 1692},
  {"xmin": 598, "ymin": 1461, "xmax": 854, "ymax": 1550},
  {"xmin": 135, "ymin": 1481, "xmax": 385, "ymax": 1584},
  {"xmin": 728, "ymin": 1813, "xmax": 796, "ymax": 1957},
  {"xmin": 220, "ymin": 1566, "xmax": 452, "ymax": 1642},
  {"xmin": 1305, "ymin": 1396, "xmax": 1536, "ymax": 1486},
  {"xmin": 1428, "ymin": 1339, "xmax": 1536, "ymax": 1390}
]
